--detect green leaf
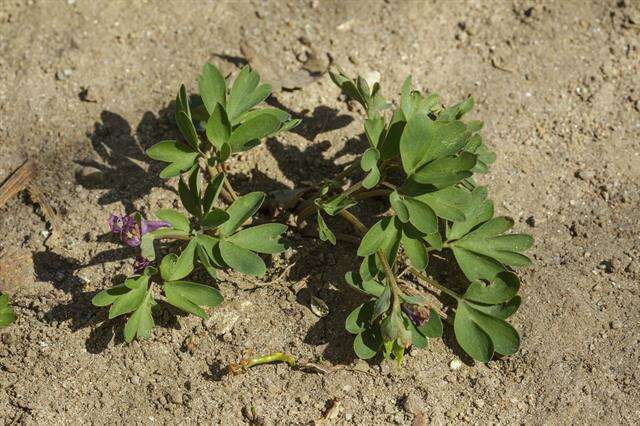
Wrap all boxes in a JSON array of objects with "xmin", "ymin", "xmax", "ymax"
[
  {"xmin": 447, "ymin": 186, "xmax": 493, "ymax": 240},
  {"xmin": 164, "ymin": 280, "xmax": 223, "ymax": 319},
  {"xmin": 195, "ymin": 234, "xmax": 226, "ymax": 269},
  {"xmin": 227, "ymin": 113, "xmax": 281, "ymax": 152},
  {"xmin": 467, "ymin": 296, "xmax": 521, "ymax": 320},
  {"xmin": 176, "ymin": 110, "xmax": 200, "ymax": 151},
  {"xmin": 439, "ymin": 96, "xmax": 474, "ymax": 121},
  {"xmin": 205, "ymin": 103, "xmax": 231, "ymax": 149},
  {"xmin": 389, "ymin": 191, "xmax": 409, "ymax": 222},
  {"xmin": 405, "ymin": 317, "xmax": 428, "ymax": 348},
  {"xmin": 452, "ymin": 217, "xmax": 533, "ymax": 270},
  {"xmin": 412, "ymin": 152, "xmax": 477, "ymax": 189},
  {"xmin": 196, "ymin": 244, "xmax": 219, "ymax": 279},
  {"xmin": 345, "ymin": 302, "xmax": 374, "ymax": 334},
  {"xmin": 353, "ymin": 328, "xmax": 381, "ymax": 360},
  {"xmin": 179, "ymin": 174, "xmax": 201, "ymax": 218},
  {"xmin": 176, "ymin": 84, "xmax": 191, "ymax": 119},
  {"xmin": 373, "ymin": 286, "xmax": 391, "ymax": 320},
  {"xmin": 161, "ymin": 238, "xmax": 197, "ymax": 281},
  {"xmin": 123, "ymin": 291, "xmax": 155, "ymax": 343},
  {"xmin": 227, "ymin": 66, "xmax": 271, "ymax": 121},
  {"xmin": 146, "ymin": 140, "xmax": 196, "ymax": 163},
  {"xmin": 317, "ymin": 212, "xmax": 336, "ymax": 245},
  {"xmin": 361, "ymin": 148, "xmax": 381, "ymax": 189},
  {"xmin": 201, "ymin": 208, "xmax": 230, "ymax": 230},
  {"xmin": 451, "ymin": 247, "xmax": 506, "ymax": 281},
  {"xmin": 358, "ymin": 217, "xmax": 392, "ymax": 257},
  {"xmin": 464, "ymin": 271, "xmax": 520, "ymax": 305},
  {"xmin": 403, "ymin": 197, "xmax": 438, "ymax": 234},
  {"xmin": 400, "ymin": 116, "xmax": 467, "ymax": 175},
  {"xmin": 378, "ymin": 109, "xmax": 405, "ymax": 160},
  {"xmin": 364, "ymin": 116, "xmax": 384, "ymax": 147},
  {"xmin": 455, "ymin": 301, "xmax": 520, "ymax": 360},
  {"xmin": 107, "ymin": 275, "xmax": 149, "ymax": 319},
  {"xmin": 219, "ymin": 192, "xmax": 265, "ymax": 236},
  {"xmin": 401, "ymin": 224, "xmax": 429, "ymax": 270},
  {"xmin": 158, "ymin": 158, "xmax": 197, "ymax": 179},
  {"xmin": 454, "ymin": 302, "xmax": 494, "ymax": 362},
  {"xmin": 415, "ymin": 186, "xmax": 471, "ymax": 222},
  {"xmin": 0, "ymin": 293, "xmax": 16, "ymax": 327},
  {"xmin": 198, "ymin": 63, "xmax": 227, "ymax": 112},
  {"xmin": 156, "ymin": 209, "xmax": 190, "ymax": 232},
  {"xmin": 202, "ymin": 173, "xmax": 225, "ymax": 214},
  {"xmin": 344, "ymin": 271, "xmax": 385, "ymax": 297},
  {"xmin": 234, "ymin": 107, "xmax": 290, "ymax": 125},
  {"xmin": 218, "ymin": 240, "xmax": 266, "ymax": 277},
  {"xmin": 227, "ymin": 223, "xmax": 287, "ymax": 254}
]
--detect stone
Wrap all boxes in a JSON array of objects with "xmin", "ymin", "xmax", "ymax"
[
  {"xmin": 449, "ymin": 358, "xmax": 463, "ymax": 370},
  {"xmin": 77, "ymin": 166, "xmax": 105, "ymax": 185},
  {"xmin": 403, "ymin": 394, "xmax": 423, "ymax": 415}
]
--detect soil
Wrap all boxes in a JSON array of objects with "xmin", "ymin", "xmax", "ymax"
[{"xmin": 1, "ymin": 0, "xmax": 639, "ymax": 424}]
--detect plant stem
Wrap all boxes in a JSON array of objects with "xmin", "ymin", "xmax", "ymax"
[
  {"xmin": 408, "ymin": 268, "xmax": 461, "ymax": 301},
  {"xmin": 337, "ymin": 209, "xmax": 401, "ymax": 310},
  {"xmin": 228, "ymin": 352, "xmax": 296, "ymax": 374},
  {"xmin": 216, "ymin": 164, "xmax": 238, "ymax": 201}
]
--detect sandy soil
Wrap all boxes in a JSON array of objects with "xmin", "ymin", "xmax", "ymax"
[{"xmin": 1, "ymin": 0, "xmax": 639, "ymax": 424}]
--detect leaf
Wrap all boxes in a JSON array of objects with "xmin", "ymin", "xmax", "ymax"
[
  {"xmin": 464, "ymin": 271, "xmax": 520, "ymax": 305},
  {"xmin": 447, "ymin": 186, "xmax": 493, "ymax": 240},
  {"xmin": 451, "ymin": 247, "xmax": 506, "ymax": 281},
  {"xmin": 158, "ymin": 158, "xmax": 197, "ymax": 179},
  {"xmin": 106, "ymin": 275, "xmax": 149, "ymax": 319},
  {"xmin": 357, "ymin": 217, "xmax": 392, "ymax": 257},
  {"xmin": 234, "ymin": 107, "xmax": 290, "ymax": 125},
  {"xmin": 344, "ymin": 271, "xmax": 385, "ymax": 297},
  {"xmin": 197, "ymin": 244, "xmax": 218, "ymax": 279},
  {"xmin": 226, "ymin": 66, "xmax": 271, "ymax": 121},
  {"xmin": 164, "ymin": 280, "xmax": 223, "ymax": 319},
  {"xmin": 412, "ymin": 152, "xmax": 477, "ymax": 189},
  {"xmin": 198, "ymin": 63, "xmax": 227, "ymax": 113},
  {"xmin": 364, "ymin": 115, "xmax": 384, "ymax": 147},
  {"xmin": 360, "ymin": 148, "xmax": 380, "ymax": 189},
  {"xmin": 161, "ymin": 238, "xmax": 197, "ymax": 281},
  {"xmin": 202, "ymin": 173, "xmax": 225, "ymax": 214},
  {"xmin": 353, "ymin": 328, "xmax": 381, "ymax": 360},
  {"xmin": 405, "ymin": 318, "xmax": 428, "ymax": 348},
  {"xmin": 401, "ymin": 224, "xmax": 429, "ymax": 270},
  {"xmin": 403, "ymin": 197, "xmax": 438, "ymax": 234},
  {"xmin": 219, "ymin": 191, "xmax": 265, "ymax": 236},
  {"xmin": 175, "ymin": 110, "xmax": 200, "ymax": 151},
  {"xmin": 455, "ymin": 301, "xmax": 520, "ymax": 360},
  {"xmin": 218, "ymin": 240, "xmax": 266, "ymax": 276},
  {"xmin": 452, "ymin": 217, "xmax": 534, "ymax": 271},
  {"xmin": 123, "ymin": 291, "xmax": 155, "ymax": 343},
  {"xmin": 195, "ymin": 234, "xmax": 226, "ymax": 269},
  {"xmin": 373, "ymin": 286, "xmax": 391, "ymax": 320},
  {"xmin": 345, "ymin": 302, "xmax": 374, "ymax": 334},
  {"xmin": 227, "ymin": 223, "xmax": 287, "ymax": 253},
  {"xmin": 389, "ymin": 191, "xmax": 409, "ymax": 222},
  {"xmin": 156, "ymin": 209, "xmax": 190, "ymax": 232},
  {"xmin": 201, "ymin": 208, "xmax": 230, "ymax": 230},
  {"xmin": 400, "ymin": 116, "xmax": 467, "ymax": 175},
  {"xmin": 176, "ymin": 84, "xmax": 191, "ymax": 118},
  {"xmin": 317, "ymin": 212, "xmax": 336, "ymax": 245},
  {"xmin": 227, "ymin": 113, "xmax": 281, "ymax": 152},
  {"xmin": 179, "ymin": 174, "xmax": 201, "ymax": 218},
  {"xmin": 467, "ymin": 296, "xmax": 521, "ymax": 320},
  {"xmin": 378, "ymin": 109, "xmax": 404, "ymax": 160},
  {"xmin": 415, "ymin": 186, "xmax": 471, "ymax": 222},
  {"xmin": 454, "ymin": 302, "xmax": 494, "ymax": 362},
  {"xmin": 146, "ymin": 140, "xmax": 196, "ymax": 163},
  {"xmin": 0, "ymin": 293, "xmax": 16, "ymax": 327},
  {"xmin": 205, "ymin": 103, "xmax": 231, "ymax": 149}
]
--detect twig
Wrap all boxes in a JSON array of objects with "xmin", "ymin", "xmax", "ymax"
[{"xmin": 0, "ymin": 160, "xmax": 35, "ymax": 208}]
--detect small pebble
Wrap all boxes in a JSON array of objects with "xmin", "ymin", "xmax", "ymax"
[{"xmin": 449, "ymin": 358, "xmax": 463, "ymax": 370}]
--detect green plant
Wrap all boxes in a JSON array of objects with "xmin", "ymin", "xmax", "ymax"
[
  {"xmin": 92, "ymin": 64, "xmax": 298, "ymax": 342},
  {"xmin": 0, "ymin": 292, "xmax": 16, "ymax": 327},
  {"xmin": 93, "ymin": 62, "xmax": 532, "ymax": 367},
  {"xmin": 316, "ymin": 67, "xmax": 533, "ymax": 364}
]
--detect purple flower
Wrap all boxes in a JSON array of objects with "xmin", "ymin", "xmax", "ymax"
[
  {"xmin": 108, "ymin": 214, "xmax": 169, "ymax": 247},
  {"xmin": 402, "ymin": 303, "xmax": 430, "ymax": 327}
]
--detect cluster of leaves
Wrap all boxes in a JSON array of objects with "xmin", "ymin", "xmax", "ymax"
[
  {"xmin": 0, "ymin": 293, "xmax": 16, "ymax": 328},
  {"xmin": 92, "ymin": 64, "xmax": 297, "ymax": 342},
  {"xmin": 322, "ymin": 68, "xmax": 533, "ymax": 363}
]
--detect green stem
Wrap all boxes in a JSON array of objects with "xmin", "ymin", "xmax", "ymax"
[
  {"xmin": 408, "ymin": 268, "xmax": 462, "ymax": 301},
  {"xmin": 337, "ymin": 209, "xmax": 402, "ymax": 310},
  {"xmin": 228, "ymin": 352, "xmax": 296, "ymax": 374}
]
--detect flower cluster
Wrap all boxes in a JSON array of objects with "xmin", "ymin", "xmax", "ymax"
[{"xmin": 108, "ymin": 213, "xmax": 169, "ymax": 271}]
